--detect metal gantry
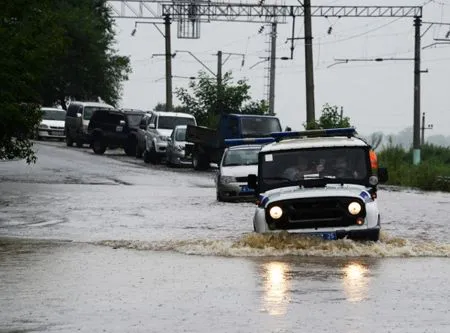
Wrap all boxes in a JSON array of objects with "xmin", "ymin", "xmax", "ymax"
[{"xmin": 108, "ymin": 1, "xmax": 422, "ymax": 20}]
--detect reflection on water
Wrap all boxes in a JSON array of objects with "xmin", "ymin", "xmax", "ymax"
[
  {"xmin": 262, "ymin": 261, "xmax": 290, "ymax": 316},
  {"xmin": 342, "ymin": 262, "xmax": 370, "ymax": 302}
]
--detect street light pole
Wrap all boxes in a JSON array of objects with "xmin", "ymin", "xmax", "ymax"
[
  {"xmin": 412, "ymin": 16, "xmax": 421, "ymax": 165},
  {"xmin": 304, "ymin": 0, "xmax": 316, "ymax": 126},
  {"xmin": 217, "ymin": 50, "xmax": 223, "ymax": 114},
  {"xmin": 164, "ymin": 15, "xmax": 173, "ymax": 111},
  {"xmin": 269, "ymin": 22, "xmax": 277, "ymax": 116}
]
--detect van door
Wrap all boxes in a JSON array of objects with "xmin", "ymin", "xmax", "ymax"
[{"xmin": 66, "ymin": 103, "xmax": 82, "ymax": 138}]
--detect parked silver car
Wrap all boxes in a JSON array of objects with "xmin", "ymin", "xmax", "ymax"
[
  {"xmin": 215, "ymin": 144, "xmax": 262, "ymax": 202},
  {"xmin": 166, "ymin": 125, "xmax": 191, "ymax": 166}
]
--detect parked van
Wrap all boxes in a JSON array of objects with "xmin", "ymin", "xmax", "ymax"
[
  {"xmin": 141, "ymin": 111, "xmax": 196, "ymax": 164},
  {"xmin": 36, "ymin": 107, "xmax": 66, "ymax": 140},
  {"xmin": 65, "ymin": 101, "xmax": 114, "ymax": 147}
]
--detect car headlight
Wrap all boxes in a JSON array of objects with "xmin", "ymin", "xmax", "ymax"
[
  {"xmin": 348, "ymin": 202, "xmax": 362, "ymax": 215},
  {"xmin": 269, "ymin": 206, "xmax": 283, "ymax": 219},
  {"xmin": 39, "ymin": 124, "xmax": 48, "ymax": 129},
  {"xmin": 220, "ymin": 176, "xmax": 236, "ymax": 184}
]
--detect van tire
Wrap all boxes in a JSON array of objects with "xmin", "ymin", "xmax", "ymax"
[
  {"xmin": 92, "ymin": 137, "xmax": 106, "ymax": 155},
  {"xmin": 149, "ymin": 146, "xmax": 160, "ymax": 164},
  {"xmin": 192, "ymin": 152, "xmax": 209, "ymax": 170},
  {"xmin": 143, "ymin": 149, "xmax": 151, "ymax": 163},
  {"xmin": 66, "ymin": 134, "xmax": 73, "ymax": 147},
  {"xmin": 135, "ymin": 144, "xmax": 143, "ymax": 158},
  {"xmin": 76, "ymin": 139, "xmax": 83, "ymax": 148},
  {"xmin": 124, "ymin": 138, "xmax": 136, "ymax": 157}
]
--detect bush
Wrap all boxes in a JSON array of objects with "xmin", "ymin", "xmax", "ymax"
[{"xmin": 378, "ymin": 143, "xmax": 450, "ymax": 192}]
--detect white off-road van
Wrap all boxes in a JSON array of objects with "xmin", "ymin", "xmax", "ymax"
[{"xmin": 65, "ymin": 101, "xmax": 114, "ymax": 147}]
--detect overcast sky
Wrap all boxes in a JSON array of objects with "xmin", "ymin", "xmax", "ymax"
[{"xmin": 110, "ymin": 0, "xmax": 450, "ymax": 135}]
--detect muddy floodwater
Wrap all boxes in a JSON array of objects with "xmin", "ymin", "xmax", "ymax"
[{"xmin": 1, "ymin": 142, "xmax": 449, "ymax": 332}]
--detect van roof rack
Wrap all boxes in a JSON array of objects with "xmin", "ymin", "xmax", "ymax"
[{"xmin": 270, "ymin": 127, "xmax": 357, "ymax": 142}]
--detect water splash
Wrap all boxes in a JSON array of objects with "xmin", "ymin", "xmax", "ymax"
[{"xmin": 95, "ymin": 231, "xmax": 450, "ymax": 258}]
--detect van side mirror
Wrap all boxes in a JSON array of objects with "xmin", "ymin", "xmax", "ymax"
[
  {"xmin": 248, "ymin": 174, "xmax": 257, "ymax": 190},
  {"xmin": 119, "ymin": 120, "xmax": 126, "ymax": 126},
  {"xmin": 76, "ymin": 113, "xmax": 82, "ymax": 118},
  {"xmin": 148, "ymin": 123, "xmax": 155, "ymax": 129},
  {"xmin": 378, "ymin": 167, "xmax": 388, "ymax": 183}
]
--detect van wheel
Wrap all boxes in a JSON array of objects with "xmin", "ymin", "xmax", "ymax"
[
  {"xmin": 66, "ymin": 134, "xmax": 73, "ymax": 147},
  {"xmin": 92, "ymin": 138, "xmax": 106, "ymax": 155},
  {"xmin": 76, "ymin": 139, "xmax": 83, "ymax": 148},
  {"xmin": 216, "ymin": 190, "xmax": 225, "ymax": 202},
  {"xmin": 149, "ymin": 146, "xmax": 160, "ymax": 164},
  {"xmin": 135, "ymin": 144, "xmax": 143, "ymax": 158},
  {"xmin": 192, "ymin": 152, "xmax": 209, "ymax": 170},
  {"xmin": 124, "ymin": 138, "xmax": 136, "ymax": 157},
  {"xmin": 143, "ymin": 149, "xmax": 151, "ymax": 164}
]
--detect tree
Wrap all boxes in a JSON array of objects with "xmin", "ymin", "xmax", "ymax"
[
  {"xmin": 0, "ymin": 0, "xmax": 66, "ymax": 162},
  {"xmin": 175, "ymin": 71, "xmax": 269, "ymax": 127},
  {"xmin": 304, "ymin": 104, "xmax": 351, "ymax": 130},
  {"xmin": 38, "ymin": 0, "xmax": 131, "ymax": 109},
  {"xmin": 154, "ymin": 103, "xmax": 189, "ymax": 113},
  {"xmin": 0, "ymin": 0, "xmax": 131, "ymax": 162}
]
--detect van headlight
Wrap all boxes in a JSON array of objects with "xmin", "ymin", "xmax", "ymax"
[
  {"xmin": 220, "ymin": 176, "xmax": 236, "ymax": 184},
  {"xmin": 348, "ymin": 202, "xmax": 362, "ymax": 215},
  {"xmin": 39, "ymin": 124, "xmax": 48, "ymax": 129},
  {"xmin": 269, "ymin": 206, "xmax": 283, "ymax": 219}
]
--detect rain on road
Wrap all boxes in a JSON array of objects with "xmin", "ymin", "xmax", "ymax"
[{"xmin": 1, "ymin": 141, "xmax": 449, "ymax": 333}]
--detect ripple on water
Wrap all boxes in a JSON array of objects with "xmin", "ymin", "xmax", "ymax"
[{"xmin": 95, "ymin": 231, "xmax": 450, "ymax": 258}]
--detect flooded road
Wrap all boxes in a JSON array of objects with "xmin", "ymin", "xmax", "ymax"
[{"xmin": 1, "ymin": 141, "xmax": 449, "ymax": 332}]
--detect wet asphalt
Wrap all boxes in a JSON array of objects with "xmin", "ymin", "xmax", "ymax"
[{"xmin": 0, "ymin": 140, "xmax": 449, "ymax": 332}]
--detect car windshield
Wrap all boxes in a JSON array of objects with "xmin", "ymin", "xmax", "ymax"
[
  {"xmin": 43, "ymin": 110, "xmax": 66, "ymax": 121},
  {"xmin": 259, "ymin": 147, "xmax": 369, "ymax": 192},
  {"xmin": 240, "ymin": 117, "xmax": 281, "ymax": 137},
  {"xmin": 158, "ymin": 116, "xmax": 195, "ymax": 130},
  {"xmin": 175, "ymin": 128, "xmax": 186, "ymax": 141},
  {"xmin": 222, "ymin": 147, "xmax": 261, "ymax": 166},
  {"xmin": 83, "ymin": 107, "xmax": 112, "ymax": 120},
  {"xmin": 126, "ymin": 114, "xmax": 144, "ymax": 127}
]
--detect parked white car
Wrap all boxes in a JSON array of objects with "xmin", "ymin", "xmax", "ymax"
[
  {"xmin": 143, "ymin": 111, "xmax": 196, "ymax": 164},
  {"xmin": 247, "ymin": 128, "xmax": 388, "ymax": 241},
  {"xmin": 166, "ymin": 125, "xmax": 192, "ymax": 166},
  {"xmin": 216, "ymin": 144, "xmax": 262, "ymax": 202},
  {"xmin": 36, "ymin": 108, "xmax": 66, "ymax": 140}
]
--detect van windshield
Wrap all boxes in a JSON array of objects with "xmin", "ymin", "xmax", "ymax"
[
  {"xmin": 259, "ymin": 147, "xmax": 370, "ymax": 192},
  {"xmin": 158, "ymin": 116, "xmax": 195, "ymax": 130},
  {"xmin": 43, "ymin": 110, "xmax": 66, "ymax": 121},
  {"xmin": 175, "ymin": 128, "xmax": 187, "ymax": 141},
  {"xmin": 223, "ymin": 147, "xmax": 261, "ymax": 166},
  {"xmin": 240, "ymin": 117, "xmax": 282, "ymax": 137},
  {"xmin": 126, "ymin": 114, "xmax": 144, "ymax": 127},
  {"xmin": 83, "ymin": 107, "xmax": 112, "ymax": 120}
]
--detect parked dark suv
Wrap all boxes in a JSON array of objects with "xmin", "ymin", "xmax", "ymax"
[{"xmin": 88, "ymin": 109, "xmax": 145, "ymax": 156}]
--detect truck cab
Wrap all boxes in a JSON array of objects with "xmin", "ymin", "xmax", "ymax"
[{"xmin": 186, "ymin": 113, "xmax": 282, "ymax": 170}]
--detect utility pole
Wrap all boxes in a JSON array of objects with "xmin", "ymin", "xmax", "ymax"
[
  {"xmin": 420, "ymin": 112, "xmax": 433, "ymax": 145},
  {"xmin": 217, "ymin": 50, "xmax": 223, "ymax": 114},
  {"xmin": 304, "ymin": 0, "xmax": 316, "ymax": 126},
  {"xmin": 268, "ymin": 22, "xmax": 277, "ymax": 116},
  {"xmin": 164, "ymin": 15, "xmax": 173, "ymax": 111},
  {"xmin": 413, "ymin": 16, "xmax": 421, "ymax": 165}
]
